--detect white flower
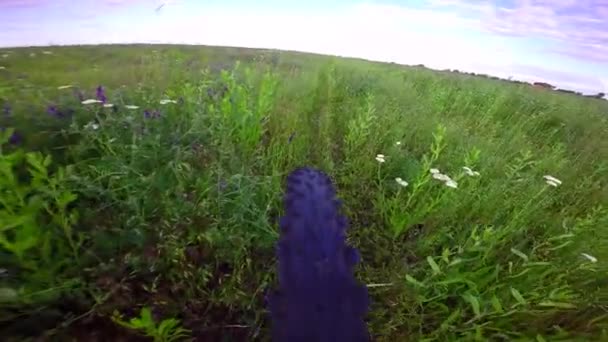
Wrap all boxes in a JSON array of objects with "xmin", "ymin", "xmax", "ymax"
[
  {"xmin": 42, "ymin": 50, "xmax": 53, "ymax": 55},
  {"xmin": 159, "ymin": 99, "xmax": 177, "ymax": 105},
  {"xmin": 29, "ymin": 53, "xmax": 36, "ymax": 57},
  {"xmin": 445, "ymin": 179, "xmax": 458, "ymax": 188},
  {"xmin": 1, "ymin": 54, "xmax": 8, "ymax": 58},
  {"xmin": 124, "ymin": 105, "xmax": 140, "ymax": 109},
  {"xmin": 84, "ymin": 121, "xmax": 99, "ymax": 130},
  {"xmin": 463, "ymin": 166, "xmax": 480, "ymax": 177},
  {"xmin": 375, "ymin": 154, "xmax": 386, "ymax": 163},
  {"xmin": 57, "ymin": 85, "xmax": 73, "ymax": 90},
  {"xmin": 432, "ymin": 173, "xmax": 451, "ymax": 182},
  {"xmin": 581, "ymin": 253, "xmax": 598, "ymax": 263},
  {"xmin": 430, "ymin": 168, "xmax": 440, "ymax": 174},
  {"xmin": 395, "ymin": 141, "xmax": 402, "ymax": 146},
  {"xmin": 395, "ymin": 177, "xmax": 409, "ymax": 187},
  {"xmin": 543, "ymin": 175, "xmax": 562, "ymax": 187},
  {"xmin": 103, "ymin": 103, "xmax": 114, "ymax": 108},
  {"xmin": 81, "ymin": 99, "xmax": 102, "ymax": 105},
  {"xmin": 0, "ymin": 66, "xmax": 5, "ymax": 70}
]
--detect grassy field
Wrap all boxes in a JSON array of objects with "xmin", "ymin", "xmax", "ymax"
[{"xmin": 1, "ymin": 44, "xmax": 607, "ymax": 341}]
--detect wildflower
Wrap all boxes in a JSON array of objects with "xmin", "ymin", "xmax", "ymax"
[
  {"xmin": 103, "ymin": 103, "xmax": 114, "ymax": 108},
  {"xmin": 395, "ymin": 177, "xmax": 409, "ymax": 187},
  {"xmin": 445, "ymin": 179, "xmax": 458, "ymax": 188},
  {"xmin": 463, "ymin": 166, "xmax": 480, "ymax": 177},
  {"xmin": 375, "ymin": 154, "xmax": 386, "ymax": 163},
  {"xmin": 29, "ymin": 53, "xmax": 36, "ymax": 57},
  {"xmin": 543, "ymin": 175, "xmax": 562, "ymax": 187},
  {"xmin": 581, "ymin": 253, "xmax": 598, "ymax": 263},
  {"xmin": 268, "ymin": 167, "xmax": 369, "ymax": 341},
  {"xmin": 432, "ymin": 173, "xmax": 451, "ymax": 182},
  {"xmin": 42, "ymin": 50, "xmax": 53, "ymax": 55},
  {"xmin": 0, "ymin": 66, "xmax": 5, "ymax": 70},
  {"xmin": 144, "ymin": 110, "xmax": 160, "ymax": 119},
  {"xmin": 96, "ymin": 86, "xmax": 107, "ymax": 103},
  {"xmin": 57, "ymin": 85, "xmax": 73, "ymax": 90},
  {"xmin": 81, "ymin": 99, "xmax": 102, "ymax": 105},
  {"xmin": 395, "ymin": 141, "xmax": 402, "ymax": 146},
  {"xmin": 84, "ymin": 121, "xmax": 99, "ymax": 130},
  {"xmin": 124, "ymin": 105, "xmax": 140, "ymax": 109},
  {"xmin": 1, "ymin": 54, "xmax": 7, "ymax": 58},
  {"xmin": 430, "ymin": 168, "xmax": 440, "ymax": 174},
  {"xmin": 1, "ymin": 127, "xmax": 22, "ymax": 145},
  {"xmin": 46, "ymin": 105, "xmax": 63, "ymax": 118},
  {"xmin": 159, "ymin": 99, "xmax": 177, "ymax": 105}
]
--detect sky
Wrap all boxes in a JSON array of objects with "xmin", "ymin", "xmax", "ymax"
[{"xmin": 0, "ymin": 0, "xmax": 607, "ymax": 94}]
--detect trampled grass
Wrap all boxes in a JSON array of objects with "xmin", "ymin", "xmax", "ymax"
[{"xmin": 1, "ymin": 44, "xmax": 607, "ymax": 341}]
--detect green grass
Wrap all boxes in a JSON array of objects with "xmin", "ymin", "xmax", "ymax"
[{"xmin": 1, "ymin": 44, "xmax": 607, "ymax": 341}]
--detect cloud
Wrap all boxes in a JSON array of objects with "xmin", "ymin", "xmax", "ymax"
[{"xmin": 429, "ymin": 0, "xmax": 608, "ymax": 63}]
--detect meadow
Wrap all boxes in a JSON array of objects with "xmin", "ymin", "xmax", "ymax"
[{"xmin": 0, "ymin": 44, "xmax": 607, "ymax": 341}]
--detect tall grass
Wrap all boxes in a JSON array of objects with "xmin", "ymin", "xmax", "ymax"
[{"xmin": 1, "ymin": 45, "xmax": 607, "ymax": 341}]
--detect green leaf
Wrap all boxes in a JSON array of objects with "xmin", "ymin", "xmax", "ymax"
[
  {"xmin": 427, "ymin": 256, "xmax": 441, "ymax": 274},
  {"xmin": 491, "ymin": 295, "xmax": 504, "ymax": 313},
  {"xmin": 405, "ymin": 274, "xmax": 426, "ymax": 288},
  {"xmin": 462, "ymin": 293, "xmax": 481, "ymax": 317},
  {"xmin": 510, "ymin": 248, "xmax": 529, "ymax": 262},
  {"xmin": 510, "ymin": 287, "xmax": 527, "ymax": 305},
  {"xmin": 538, "ymin": 301, "xmax": 576, "ymax": 309},
  {"xmin": 439, "ymin": 308, "xmax": 461, "ymax": 331},
  {"xmin": 536, "ymin": 334, "xmax": 547, "ymax": 342}
]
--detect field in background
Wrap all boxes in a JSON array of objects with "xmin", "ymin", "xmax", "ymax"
[{"xmin": 1, "ymin": 45, "xmax": 607, "ymax": 341}]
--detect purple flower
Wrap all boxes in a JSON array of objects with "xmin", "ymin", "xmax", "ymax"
[
  {"xmin": 47, "ymin": 105, "xmax": 63, "ymax": 118},
  {"xmin": 268, "ymin": 167, "xmax": 369, "ymax": 342},
  {"xmin": 1, "ymin": 127, "xmax": 21, "ymax": 145},
  {"xmin": 96, "ymin": 86, "xmax": 107, "ymax": 104},
  {"xmin": 144, "ymin": 109, "xmax": 160, "ymax": 119}
]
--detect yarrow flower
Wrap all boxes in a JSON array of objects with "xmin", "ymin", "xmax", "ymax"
[
  {"xmin": 124, "ymin": 105, "xmax": 140, "ymax": 109},
  {"xmin": 42, "ymin": 50, "xmax": 53, "ymax": 55},
  {"xmin": 581, "ymin": 253, "xmax": 597, "ymax": 263},
  {"xmin": 159, "ymin": 99, "xmax": 178, "ymax": 105},
  {"xmin": 395, "ymin": 177, "xmax": 408, "ymax": 187},
  {"xmin": 0, "ymin": 66, "xmax": 5, "ymax": 70},
  {"xmin": 395, "ymin": 141, "xmax": 402, "ymax": 146},
  {"xmin": 375, "ymin": 154, "xmax": 386, "ymax": 163},
  {"xmin": 84, "ymin": 121, "xmax": 99, "ymax": 130},
  {"xmin": 543, "ymin": 175, "xmax": 562, "ymax": 187},
  {"xmin": 268, "ymin": 167, "xmax": 369, "ymax": 341},
  {"xmin": 430, "ymin": 168, "xmax": 458, "ymax": 188},
  {"xmin": 1, "ymin": 54, "xmax": 8, "ymax": 58},
  {"xmin": 103, "ymin": 103, "xmax": 114, "ymax": 108},
  {"xmin": 29, "ymin": 53, "xmax": 36, "ymax": 57},
  {"xmin": 462, "ymin": 166, "xmax": 480, "ymax": 177},
  {"xmin": 57, "ymin": 85, "xmax": 74, "ymax": 90},
  {"xmin": 81, "ymin": 99, "xmax": 102, "ymax": 105}
]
